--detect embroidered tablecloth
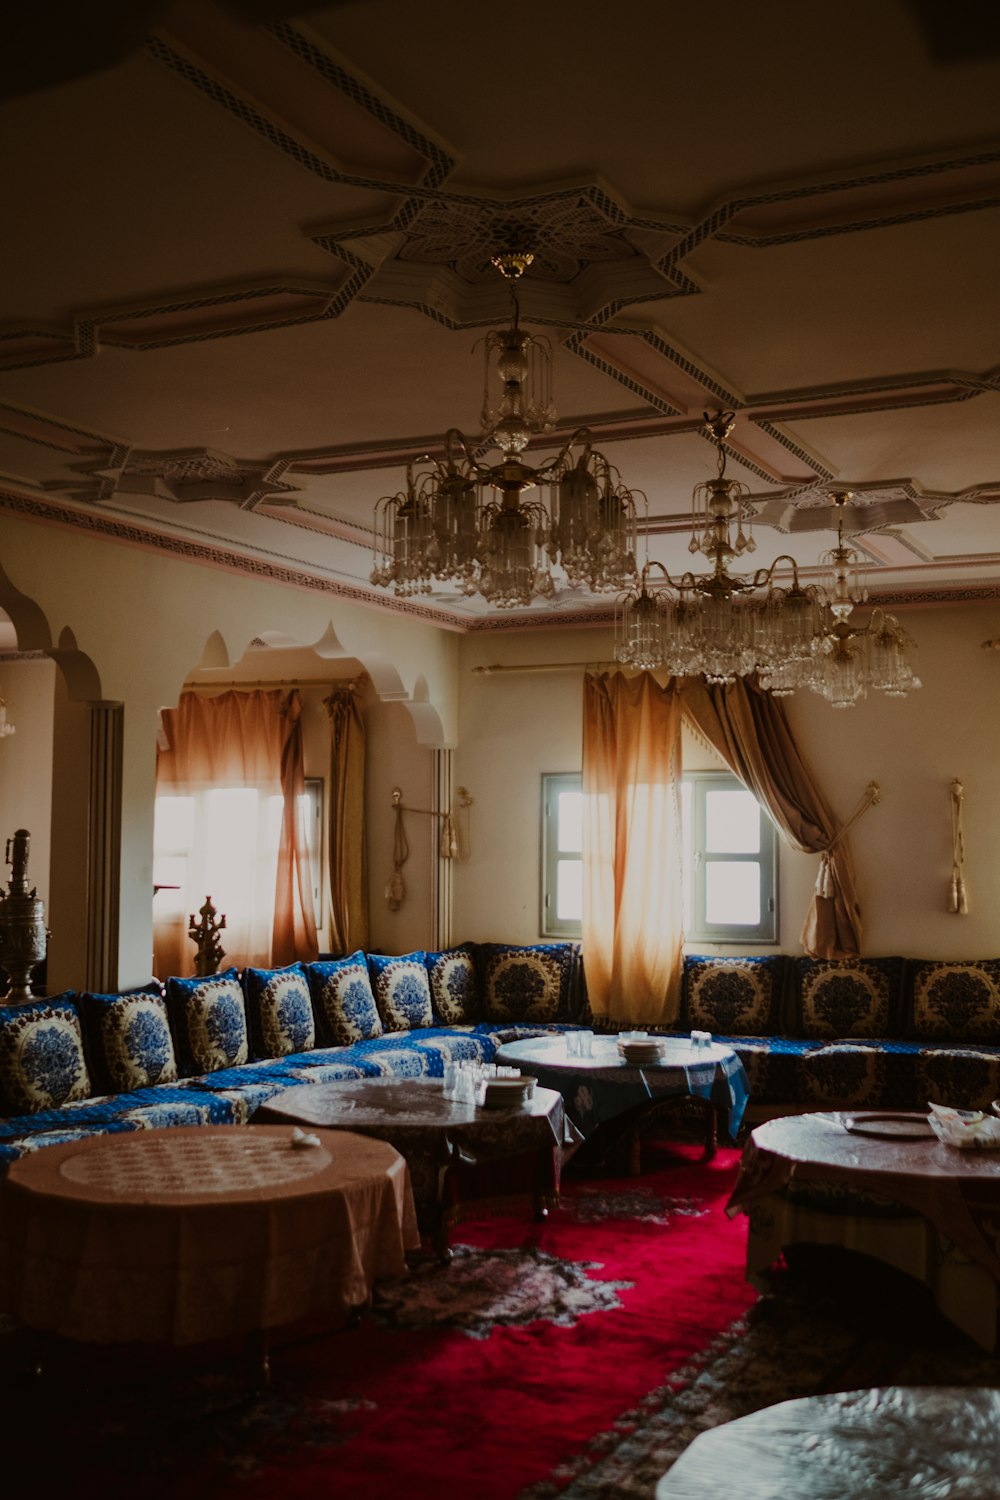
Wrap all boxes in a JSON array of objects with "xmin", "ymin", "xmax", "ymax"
[
  {"xmin": 657, "ymin": 1387, "xmax": 1000, "ymax": 1499},
  {"xmin": 495, "ymin": 1035, "xmax": 749, "ymax": 1141},
  {"xmin": 0, "ymin": 1124, "xmax": 419, "ymax": 1344}
]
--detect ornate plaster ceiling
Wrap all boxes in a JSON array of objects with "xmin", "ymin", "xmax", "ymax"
[{"xmin": 1, "ymin": 0, "xmax": 999, "ymax": 629}]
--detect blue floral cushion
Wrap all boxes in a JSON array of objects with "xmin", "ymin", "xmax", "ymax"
[
  {"xmin": 0, "ymin": 994, "xmax": 92, "ymax": 1114},
  {"xmin": 908, "ymin": 960, "xmax": 1000, "ymax": 1042},
  {"xmin": 166, "ymin": 967, "xmax": 250, "ymax": 1075},
  {"xmin": 479, "ymin": 942, "xmax": 575, "ymax": 1024},
  {"xmin": 795, "ymin": 958, "xmax": 903, "ymax": 1039},
  {"xmin": 683, "ymin": 956, "xmax": 786, "ymax": 1035},
  {"xmin": 367, "ymin": 951, "xmax": 434, "ymax": 1032},
  {"xmin": 305, "ymin": 952, "xmax": 383, "ymax": 1046},
  {"xmin": 425, "ymin": 943, "xmax": 479, "ymax": 1024},
  {"xmin": 242, "ymin": 962, "xmax": 316, "ymax": 1059},
  {"xmin": 79, "ymin": 987, "xmax": 178, "ymax": 1091}
]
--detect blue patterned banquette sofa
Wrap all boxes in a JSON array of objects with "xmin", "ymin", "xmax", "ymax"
[
  {"xmin": 674, "ymin": 954, "xmax": 1000, "ymax": 1121},
  {"xmin": 0, "ymin": 943, "xmax": 587, "ymax": 1168}
]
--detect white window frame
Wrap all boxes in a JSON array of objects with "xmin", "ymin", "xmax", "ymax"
[
  {"xmin": 539, "ymin": 769, "xmax": 778, "ymax": 944},
  {"xmin": 540, "ymin": 772, "xmax": 584, "ymax": 938},
  {"xmin": 302, "ymin": 776, "xmax": 324, "ymax": 928},
  {"xmin": 683, "ymin": 770, "xmax": 778, "ymax": 944}
]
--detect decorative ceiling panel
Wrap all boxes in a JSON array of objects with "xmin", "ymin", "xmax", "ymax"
[{"xmin": 0, "ymin": 0, "xmax": 997, "ymax": 625}]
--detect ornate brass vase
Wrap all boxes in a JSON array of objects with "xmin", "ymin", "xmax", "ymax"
[{"xmin": 0, "ymin": 828, "xmax": 49, "ymax": 1004}]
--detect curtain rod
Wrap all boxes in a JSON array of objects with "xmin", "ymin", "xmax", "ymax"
[
  {"xmin": 471, "ymin": 661, "xmax": 619, "ymax": 676},
  {"xmin": 182, "ymin": 675, "xmax": 365, "ymax": 692}
]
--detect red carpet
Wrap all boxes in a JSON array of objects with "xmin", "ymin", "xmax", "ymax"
[{"xmin": 2, "ymin": 1142, "xmax": 755, "ymax": 1499}]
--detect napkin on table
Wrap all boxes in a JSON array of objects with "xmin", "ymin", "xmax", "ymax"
[{"xmin": 927, "ymin": 1102, "xmax": 1000, "ymax": 1149}]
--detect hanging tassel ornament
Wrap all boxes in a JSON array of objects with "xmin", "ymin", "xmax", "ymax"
[
  {"xmin": 386, "ymin": 792, "xmax": 409, "ymax": 910},
  {"xmin": 949, "ymin": 779, "xmax": 968, "ymax": 914},
  {"xmin": 439, "ymin": 813, "xmax": 459, "ymax": 860}
]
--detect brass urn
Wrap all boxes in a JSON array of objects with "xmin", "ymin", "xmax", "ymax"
[{"xmin": 0, "ymin": 828, "xmax": 49, "ymax": 1004}]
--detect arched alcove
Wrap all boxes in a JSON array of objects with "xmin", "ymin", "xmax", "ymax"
[
  {"xmin": 0, "ymin": 597, "xmax": 114, "ymax": 995},
  {"xmin": 158, "ymin": 632, "xmax": 440, "ymax": 957}
]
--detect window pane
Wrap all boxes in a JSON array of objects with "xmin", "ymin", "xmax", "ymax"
[
  {"xmin": 154, "ymin": 795, "xmax": 194, "ymax": 853},
  {"xmin": 680, "ymin": 780, "xmax": 693, "ymax": 931},
  {"xmin": 556, "ymin": 857, "xmax": 582, "ymax": 921},
  {"xmin": 557, "ymin": 791, "xmax": 583, "ymax": 853},
  {"xmin": 705, "ymin": 861, "xmax": 761, "ymax": 925},
  {"xmin": 705, "ymin": 789, "xmax": 760, "ymax": 854}
]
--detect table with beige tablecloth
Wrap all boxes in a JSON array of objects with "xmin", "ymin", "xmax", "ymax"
[{"xmin": 0, "ymin": 1124, "xmax": 420, "ymax": 1345}]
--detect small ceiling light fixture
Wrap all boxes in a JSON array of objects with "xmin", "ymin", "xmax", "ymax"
[
  {"xmin": 371, "ymin": 240, "xmax": 641, "ymax": 608},
  {"xmin": 615, "ymin": 411, "xmax": 820, "ymax": 689}
]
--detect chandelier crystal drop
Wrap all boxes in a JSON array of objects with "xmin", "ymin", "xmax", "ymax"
[{"xmin": 371, "ymin": 245, "xmax": 640, "ymax": 608}]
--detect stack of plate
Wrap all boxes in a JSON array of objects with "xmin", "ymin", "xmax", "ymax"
[
  {"xmin": 617, "ymin": 1038, "xmax": 663, "ymax": 1065},
  {"xmin": 481, "ymin": 1076, "xmax": 535, "ymax": 1110}
]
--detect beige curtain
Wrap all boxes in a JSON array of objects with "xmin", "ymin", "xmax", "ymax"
[
  {"xmin": 582, "ymin": 671, "xmax": 684, "ymax": 1024},
  {"xmin": 325, "ymin": 684, "xmax": 369, "ymax": 956},
  {"xmin": 154, "ymin": 690, "xmax": 318, "ymax": 976},
  {"xmin": 272, "ymin": 690, "xmax": 320, "ymax": 966},
  {"xmin": 680, "ymin": 676, "xmax": 863, "ymax": 957}
]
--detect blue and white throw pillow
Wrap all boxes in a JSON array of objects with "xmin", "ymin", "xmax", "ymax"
[
  {"xmin": 305, "ymin": 952, "xmax": 383, "ymax": 1046},
  {"xmin": 79, "ymin": 987, "xmax": 178, "ymax": 1091},
  {"xmin": 243, "ymin": 962, "xmax": 316, "ymax": 1059},
  {"xmin": 367, "ymin": 951, "xmax": 434, "ymax": 1032},
  {"xmin": 166, "ymin": 967, "xmax": 250, "ymax": 1075},
  {"xmin": 425, "ymin": 943, "xmax": 479, "ymax": 1024},
  {"xmin": 0, "ymin": 994, "xmax": 92, "ymax": 1114}
]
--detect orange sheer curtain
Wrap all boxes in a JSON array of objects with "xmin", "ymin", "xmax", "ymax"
[
  {"xmin": 680, "ymin": 676, "xmax": 863, "ymax": 958},
  {"xmin": 154, "ymin": 690, "xmax": 318, "ymax": 977},
  {"xmin": 582, "ymin": 671, "xmax": 685, "ymax": 1024},
  {"xmin": 272, "ymin": 690, "xmax": 320, "ymax": 966}
]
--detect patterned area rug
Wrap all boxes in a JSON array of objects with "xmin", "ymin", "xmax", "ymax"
[{"xmin": 2, "ymin": 1141, "xmax": 998, "ymax": 1498}]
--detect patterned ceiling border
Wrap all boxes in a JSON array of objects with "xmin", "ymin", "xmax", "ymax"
[
  {"xmin": 0, "ymin": 487, "xmax": 465, "ymax": 630},
  {"xmin": 3, "ymin": 485, "xmax": 997, "ymax": 632}
]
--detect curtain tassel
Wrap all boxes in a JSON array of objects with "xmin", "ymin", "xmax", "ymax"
[{"xmin": 815, "ymin": 851, "xmax": 835, "ymax": 900}]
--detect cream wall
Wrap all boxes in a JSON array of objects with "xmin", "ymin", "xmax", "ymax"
[
  {"xmin": 782, "ymin": 600, "xmax": 1000, "ymax": 958},
  {"xmin": 3, "ymin": 507, "xmax": 998, "ymax": 988},
  {"xmin": 1, "ymin": 514, "xmax": 455, "ymax": 987},
  {"xmin": 454, "ymin": 603, "xmax": 1000, "ymax": 959}
]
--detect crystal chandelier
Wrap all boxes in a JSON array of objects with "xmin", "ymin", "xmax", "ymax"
[
  {"xmin": 809, "ymin": 491, "xmax": 921, "ymax": 707},
  {"xmin": 0, "ymin": 694, "xmax": 13, "ymax": 738},
  {"xmin": 615, "ymin": 412, "xmax": 821, "ymax": 688},
  {"xmin": 371, "ymin": 247, "xmax": 640, "ymax": 608}
]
